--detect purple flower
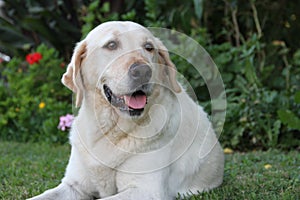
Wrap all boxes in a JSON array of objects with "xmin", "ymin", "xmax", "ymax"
[{"xmin": 58, "ymin": 114, "xmax": 74, "ymax": 131}]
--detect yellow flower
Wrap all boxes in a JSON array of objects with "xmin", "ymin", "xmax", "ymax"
[
  {"xmin": 284, "ymin": 21, "xmax": 291, "ymax": 28},
  {"xmin": 39, "ymin": 102, "xmax": 46, "ymax": 109},
  {"xmin": 239, "ymin": 116, "xmax": 247, "ymax": 123},
  {"xmin": 290, "ymin": 14, "xmax": 296, "ymax": 21},
  {"xmin": 224, "ymin": 148, "xmax": 233, "ymax": 154},
  {"xmin": 264, "ymin": 164, "xmax": 272, "ymax": 169}
]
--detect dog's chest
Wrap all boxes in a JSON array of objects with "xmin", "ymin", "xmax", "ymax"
[{"xmin": 89, "ymin": 166, "xmax": 117, "ymax": 197}]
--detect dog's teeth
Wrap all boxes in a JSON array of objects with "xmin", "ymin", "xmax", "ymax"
[{"xmin": 116, "ymin": 97, "xmax": 124, "ymax": 104}]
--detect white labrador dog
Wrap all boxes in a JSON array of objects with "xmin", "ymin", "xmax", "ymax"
[{"xmin": 28, "ymin": 21, "xmax": 224, "ymax": 200}]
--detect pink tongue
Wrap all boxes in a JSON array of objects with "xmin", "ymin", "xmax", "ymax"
[{"xmin": 124, "ymin": 94, "xmax": 147, "ymax": 109}]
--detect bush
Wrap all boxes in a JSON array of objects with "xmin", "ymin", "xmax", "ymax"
[
  {"xmin": 0, "ymin": 44, "xmax": 72, "ymax": 143},
  {"xmin": 164, "ymin": 25, "xmax": 300, "ymax": 150},
  {"xmin": 0, "ymin": 0, "xmax": 82, "ymax": 59},
  {"xmin": 191, "ymin": 33, "xmax": 300, "ymax": 150}
]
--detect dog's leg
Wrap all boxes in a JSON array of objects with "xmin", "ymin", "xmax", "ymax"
[
  {"xmin": 27, "ymin": 182, "xmax": 91, "ymax": 200},
  {"xmin": 96, "ymin": 188, "xmax": 164, "ymax": 200},
  {"xmin": 97, "ymin": 169, "xmax": 172, "ymax": 200},
  {"xmin": 97, "ymin": 187, "xmax": 174, "ymax": 200}
]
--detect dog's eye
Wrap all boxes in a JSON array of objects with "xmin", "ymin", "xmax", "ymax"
[
  {"xmin": 144, "ymin": 42, "xmax": 154, "ymax": 52},
  {"xmin": 104, "ymin": 41, "xmax": 118, "ymax": 50}
]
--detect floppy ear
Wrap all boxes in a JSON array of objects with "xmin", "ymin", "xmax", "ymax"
[
  {"xmin": 155, "ymin": 38, "xmax": 181, "ymax": 93},
  {"xmin": 62, "ymin": 41, "xmax": 87, "ymax": 107}
]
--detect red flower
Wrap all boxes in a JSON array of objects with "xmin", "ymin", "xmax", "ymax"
[
  {"xmin": 26, "ymin": 52, "xmax": 42, "ymax": 65},
  {"xmin": 60, "ymin": 62, "xmax": 66, "ymax": 68}
]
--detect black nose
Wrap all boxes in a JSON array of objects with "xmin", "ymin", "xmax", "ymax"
[{"xmin": 128, "ymin": 63, "xmax": 152, "ymax": 84}]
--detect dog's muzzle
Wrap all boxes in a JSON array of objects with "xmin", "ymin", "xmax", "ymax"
[
  {"xmin": 103, "ymin": 85, "xmax": 150, "ymax": 116},
  {"xmin": 103, "ymin": 63, "xmax": 152, "ymax": 116}
]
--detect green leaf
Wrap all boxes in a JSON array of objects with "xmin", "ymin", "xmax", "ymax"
[
  {"xmin": 215, "ymin": 52, "xmax": 232, "ymax": 65},
  {"xmin": 244, "ymin": 58, "xmax": 261, "ymax": 86},
  {"xmin": 294, "ymin": 91, "xmax": 300, "ymax": 104},
  {"xmin": 293, "ymin": 50, "xmax": 300, "ymax": 66},
  {"xmin": 89, "ymin": 0, "xmax": 100, "ymax": 11},
  {"xmin": 277, "ymin": 109, "xmax": 300, "ymax": 130},
  {"xmin": 83, "ymin": 13, "xmax": 95, "ymax": 23},
  {"xmin": 101, "ymin": 2, "xmax": 110, "ymax": 13},
  {"xmin": 193, "ymin": 0, "xmax": 204, "ymax": 20}
]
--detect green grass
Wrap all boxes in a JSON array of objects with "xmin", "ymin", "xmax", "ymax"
[
  {"xmin": 0, "ymin": 142, "xmax": 299, "ymax": 200},
  {"xmin": 0, "ymin": 142, "xmax": 69, "ymax": 199}
]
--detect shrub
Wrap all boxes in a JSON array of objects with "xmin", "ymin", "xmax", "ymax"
[
  {"xmin": 165, "ymin": 28, "xmax": 300, "ymax": 150},
  {"xmin": 0, "ymin": 0, "xmax": 82, "ymax": 59},
  {"xmin": 190, "ymin": 32, "xmax": 300, "ymax": 150},
  {"xmin": 0, "ymin": 44, "xmax": 72, "ymax": 143}
]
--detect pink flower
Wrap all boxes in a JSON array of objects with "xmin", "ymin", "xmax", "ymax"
[
  {"xmin": 58, "ymin": 114, "xmax": 74, "ymax": 131},
  {"xmin": 26, "ymin": 52, "xmax": 42, "ymax": 65}
]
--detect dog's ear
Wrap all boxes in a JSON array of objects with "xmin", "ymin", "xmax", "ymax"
[
  {"xmin": 62, "ymin": 41, "xmax": 87, "ymax": 107},
  {"xmin": 155, "ymin": 38, "xmax": 181, "ymax": 93}
]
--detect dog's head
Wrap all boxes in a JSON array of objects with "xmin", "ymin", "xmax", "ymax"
[{"xmin": 62, "ymin": 21, "xmax": 181, "ymax": 117}]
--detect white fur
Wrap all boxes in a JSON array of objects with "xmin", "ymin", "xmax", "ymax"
[{"xmin": 28, "ymin": 21, "xmax": 224, "ymax": 200}]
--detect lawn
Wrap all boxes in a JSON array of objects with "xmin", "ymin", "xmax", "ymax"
[{"xmin": 0, "ymin": 141, "xmax": 299, "ymax": 200}]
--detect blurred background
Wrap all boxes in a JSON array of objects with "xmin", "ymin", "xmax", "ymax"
[{"xmin": 0, "ymin": 0, "xmax": 299, "ymax": 151}]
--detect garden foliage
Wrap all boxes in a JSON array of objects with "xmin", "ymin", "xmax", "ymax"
[
  {"xmin": 0, "ymin": 45, "xmax": 72, "ymax": 143},
  {"xmin": 0, "ymin": 0, "xmax": 299, "ymax": 149}
]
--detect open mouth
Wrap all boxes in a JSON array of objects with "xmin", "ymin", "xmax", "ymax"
[{"xmin": 103, "ymin": 84, "xmax": 148, "ymax": 116}]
